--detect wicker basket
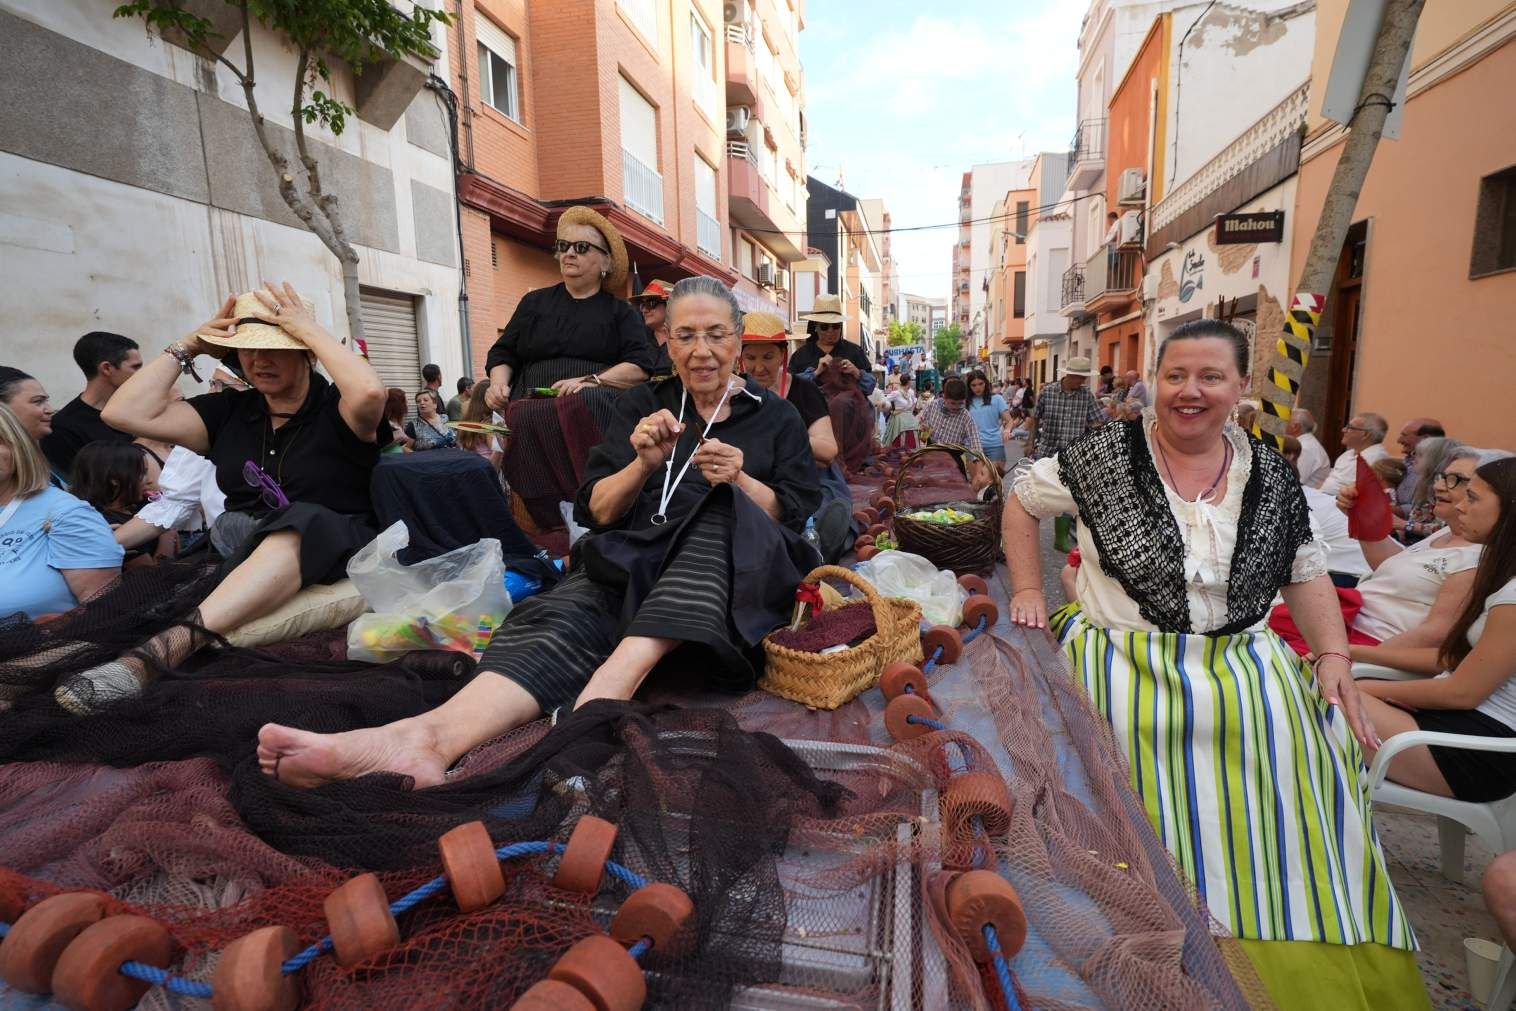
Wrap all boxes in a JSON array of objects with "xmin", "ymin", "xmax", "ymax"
[
  {"xmin": 891, "ymin": 444, "xmax": 1003, "ymax": 574},
  {"xmin": 759, "ymin": 565, "xmax": 923, "ymax": 710}
]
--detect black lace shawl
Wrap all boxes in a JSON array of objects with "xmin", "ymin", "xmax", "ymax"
[{"xmin": 1057, "ymin": 418, "xmax": 1313, "ymax": 634}]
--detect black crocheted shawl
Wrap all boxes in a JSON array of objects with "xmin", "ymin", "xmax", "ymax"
[{"xmin": 1057, "ymin": 418, "xmax": 1313, "ymax": 634}]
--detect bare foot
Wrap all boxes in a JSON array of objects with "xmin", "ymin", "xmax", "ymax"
[{"xmin": 256, "ymin": 719, "xmax": 449, "ymax": 789}]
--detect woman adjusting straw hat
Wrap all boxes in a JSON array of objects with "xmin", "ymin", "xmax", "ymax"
[
  {"xmin": 1004, "ymin": 319, "xmax": 1422, "ymax": 1005},
  {"xmin": 482, "ymin": 205, "xmax": 653, "ymax": 530},
  {"xmin": 256, "ymin": 277, "xmax": 824, "ymax": 788},
  {"xmin": 53, "ymin": 282, "xmax": 390, "ymax": 714},
  {"xmin": 789, "ymin": 294, "xmax": 877, "ymax": 475}
]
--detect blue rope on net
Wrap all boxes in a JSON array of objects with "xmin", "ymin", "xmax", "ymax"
[
  {"xmin": 982, "ymin": 923, "xmax": 1022, "ymax": 1011},
  {"xmin": 962, "ymin": 615, "xmax": 989, "ymax": 643},
  {"xmin": 905, "ymin": 713, "xmax": 947, "ymax": 732},
  {"xmin": 628, "ymin": 937, "xmax": 651, "ymax": 960},
  {"xmin": 921, "ymin": 644, "xmax": 945, "ymax": 675},
  {"xmin": 117, "ymin": 962, "xmax": 214, "ymax": 999}
]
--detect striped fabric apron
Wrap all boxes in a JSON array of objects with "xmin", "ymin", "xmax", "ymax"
[{"xmin": 1051, "ymin": 604, "xmax": 1415, "ymax": 952}]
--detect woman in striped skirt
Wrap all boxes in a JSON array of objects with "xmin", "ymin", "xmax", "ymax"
[
  {"xmin": 255, "ymin": 277, "xmax": 822, "ymax": 789},
  {"xmin": 1003, "ymin": 320, "xmax": 1426, "ymax": 1008}
]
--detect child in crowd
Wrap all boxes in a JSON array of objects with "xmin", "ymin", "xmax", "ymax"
[{"xmin": 70, "ymin": 442, "xmax": 160, "ymax": 563}]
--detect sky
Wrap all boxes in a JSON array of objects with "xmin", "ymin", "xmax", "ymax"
[{"xmin": 799, "ymin": 0, "xmax": 1083, "ymax": 303}]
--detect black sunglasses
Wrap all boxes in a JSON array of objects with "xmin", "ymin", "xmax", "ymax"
[{"xmin": 554, "ymin": 239, "xmax": 609, "ymax": 256}]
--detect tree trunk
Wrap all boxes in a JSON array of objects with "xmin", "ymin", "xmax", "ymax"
[
  {"xmin": 1256, "ymin": 0, "xmax": 1424, "ymax": 445},
  {"xmin": 339, "ymin": 251, "xmax": 365, "ymax": 345}
]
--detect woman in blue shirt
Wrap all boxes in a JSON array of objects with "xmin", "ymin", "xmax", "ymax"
[
  {"xmin": 0, "ymin": 405, "xmax": 122, "ymax": 621},
  {"xmin": 965, "ymin": 370, "xmax": 1011, "ymax": 467}
]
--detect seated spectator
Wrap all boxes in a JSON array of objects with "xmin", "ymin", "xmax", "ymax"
[
  {"xmin": 1235, "ymin": 400, "xmax": 1257, "ymax": 434},
  {"xmin": 454, "ymin": 380, "xmax": 504, "ymax": 470},
  {"xmin": 1372, "ymin": 456, "xmax": 1407, "ymax": 495},
  {"xmin": 483, "ymin": 206, "xmax": 652, "ymax": 528},
  {"xmin": 110, "ymin": 442, "xmax": 226, "ymax": 557},
  {"xmin": 1271, "ymin": 446, "xmax": 1482, "ymax": 656},
  {"xmin": 1286, "ymin": 407, "xmax": 1332, "ymax": 487},
  {"xmin": 1281, "ymin": 437, "xmax": 1372, "ymax": 585},
  {"xmin": 629, "ymin": 279, "xmax": 675, "ymax": 378},
  {"xmin": 70, "ymin": 441, "xmax": 155, "ymax": 529},
  {"xmin": 790, "ymin": 295, "xmax": 876, "ymax": 474},
  {"xmin": 1392, "ymin": 416, "xmax": 1445, "ymax": 517},
  {"xmin": 0, "ymin": 370, "xmax": 58, "ymax": 486},
  {"xmin": 445, "ymin": 376, "xmax": 471, "ymax": 423},
  {"xmin": 1357, "ymin": 457, "xmax": 1516, "ymax": 802},
  {"xmin": 1122, "ymin": 369, "xmax": 1148, "ymax": 406},
  {"xmin": 54, "ymin": 282, "xmax": 388, "ymax": 714},
  {"xmin": 1319, "ymin": 411, "xmax": 1389, "ymax": 495},
  {"xmin": 40, "ymin": 331, "xmax": 142, "ymax": 476},
  {"xmin": 740, "ymin": 310, "xmax": 850, "ymax": 559},
  {"xmin": 1400, "ymin": 436, "xmax": 1463, "ymax": 543},
  {"xmin": 0, "ymin": 404, "xmax": 122, "ymax": 622},
  {"xmin": 381, "ymin": 388, "xmax": 413, "ymax": 454},
  {"xmin": 256, "ymin": 277, "xmax": 822, "ymax": 788},
  {"xmin": 407, "ymin": 390, "xmax": 457, "ymax": 452}
]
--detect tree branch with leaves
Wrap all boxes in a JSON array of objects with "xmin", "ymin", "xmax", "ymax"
[{"xmin": 115, "ymin": 0, "xmax": 451, "ymax": 342}]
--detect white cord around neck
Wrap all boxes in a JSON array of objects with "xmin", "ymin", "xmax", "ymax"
[{"xmin": 652, "ymin": 378, "xmax": 739, "ymax": 524}]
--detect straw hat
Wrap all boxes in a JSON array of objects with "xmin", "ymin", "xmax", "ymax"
[
  {"xmin": 1063, "ymin": 356, "xmax": 1094, "ymax": 378},
  {"xmin": 741, "ymin": 311, "xmax": 788, "ymax": 343},
  {"xmin": 800, "ymin": 293, "xmax": 849, "ymax": 324},
  {"xmin": 198, "ymin": 291, "xmax": 313, "ymax": 352},
  {"xmin": 629, "ymin": 279, "xmax": 675, "ymax": 303},
  {"xmin": 555, "ymin": 205, "xmax": 628, "ymax": 294}
]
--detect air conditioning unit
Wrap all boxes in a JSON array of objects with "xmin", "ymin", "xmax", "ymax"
[
  {"xmin": 1117, "ymin": 210, "xmax": 1142, "ymax": 245},
  {"xmin": 1142, "ymin": 270, "xmax": 1159, "ymax": 301},
  {"xmin": 723, "ymin": 1, "xmax": 743, "ymax": 25},
  {"xmin": 773, "ymin": 272, "xmax": 788, "ymax": 292},
  {"xmin": 1118, "ymin": 168, "xmax": 1146, "ymax": 203},
  {"xmin": 726, "ymin": 106, "xmax": 751, "ymax": 135},
  {"xmin": 756, "ymin": 262, "xmax": 774, "ymax": 286}
]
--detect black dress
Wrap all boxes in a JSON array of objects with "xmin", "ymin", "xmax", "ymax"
[
  {"xmin": 475, "ymin": 377, "xmax": 822, "ymax": 713},
  {"xmin": 485, "ymin": 283, "xmax": 654, "ymax": 402},
  {"xmin": 188, "ymin": 372, "xmax": 381, "ymax": 585}
]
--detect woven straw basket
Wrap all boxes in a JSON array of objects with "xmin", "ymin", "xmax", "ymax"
[
  {"xmin": 759, "ymin": 565, "xmax": 923, "ymax": 710},
  {"xmin": 891, "ymin": 444, "xmax": 1003, "ymax": 574}
]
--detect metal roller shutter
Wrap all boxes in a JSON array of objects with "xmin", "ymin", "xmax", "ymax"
[{"xmin": 359, "ymin": 287, "xmax": 423, "ymax": 394}]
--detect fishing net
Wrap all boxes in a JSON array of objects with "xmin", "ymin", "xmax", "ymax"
[
  {"xmin": 817, "ymin": 372, "xmax": 877, "ymax": 476},
  {"xmin": 502, "ymin": 387, "xmax": 611, "ymax": 531},
  {"xmin": 0, "ymin": 556, "xmax": 1269, "ymax": 1008}
]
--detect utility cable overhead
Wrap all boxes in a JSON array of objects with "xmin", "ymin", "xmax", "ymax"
[{"xmin": 729, "ymin": 189, "xmax": 1108, "ymax": 240}]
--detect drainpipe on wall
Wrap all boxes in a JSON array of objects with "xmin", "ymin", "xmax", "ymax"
[{"xmin": 427, "ymin": 72, "xmax": 473, "ymax": 376}]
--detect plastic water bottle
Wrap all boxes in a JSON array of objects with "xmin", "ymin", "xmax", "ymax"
[
  {"xmin": 504, "ymin": 556, "xmax": 566, "ymax": 602},
  {"xmin": 802, "ymin": 516, "xmax": 820, "ymax": 552}
]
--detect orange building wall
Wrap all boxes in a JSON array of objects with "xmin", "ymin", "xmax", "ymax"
[
  {"xmin": 1291, "ymin": 37, "xmax": 1516, "ymax": 450},
  {"xmin": 1105, "ymin": 16, "xmax": 1166, "ymax": 213}
]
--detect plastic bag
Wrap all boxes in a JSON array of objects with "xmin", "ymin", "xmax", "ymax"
[
  {"xmin": 347, "ymin": 521, "xmax": 512, "ymax": 662},
  {"xmin": 560, "ymin": 500, "xmax": 590, "ymax": 548},
  {"xmin": 853, "ymin": 549, "xmax": 965, "ymax": 627}
]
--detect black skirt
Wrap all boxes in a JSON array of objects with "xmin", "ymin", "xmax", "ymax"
[
  {"xmin": 223, "ymin": 502, "xmax": 377, "ymax": 587},
  {"xmin": 1413, "ymin": 708, "xmax": 1516, "ymax": 802}
]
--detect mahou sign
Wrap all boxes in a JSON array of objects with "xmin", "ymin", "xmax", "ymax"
[{"xmin": 1215, "ymin": 210, "xmax": 1284, "ymax": 244}]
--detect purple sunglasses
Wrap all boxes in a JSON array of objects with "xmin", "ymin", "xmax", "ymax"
[{"xmin": 242, "ymin": 460, "xmax": 290, "ymax": 510}]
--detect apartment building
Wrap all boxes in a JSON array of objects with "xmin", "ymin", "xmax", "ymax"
[
  {"xmin": 1021, "ymin": 152, "xmax": 1072, "ymax": 386},
  {"xmin": 0, "ymin": 0, "xmax": 465, "ymax": 399},
  {"xmin": 449, "ymin": 0, "xmax": 737, "ymax": 368},
  {"xmin": 901, "ymin": 293, "xmax": 935, "ymax": 331},
  {"xmin": 1292, "ymin": 0, "xmax": 1516, "ymax": 452},
  {"xmin": 806, "ymin": 176, "xmax": 884, "ymax": 358},
  {"xmin": 985, "ymin": 184, "xmax": 1034, "ymax": 379}
]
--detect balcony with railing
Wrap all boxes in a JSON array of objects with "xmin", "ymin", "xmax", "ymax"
[
  {"xmin": 725, "ymin": 22, "xmax": 757, "ymax": 107},
  {"xmin": 1065, "ymin": 117, "xmax": 1106, "ymax": 191},
  {"xmin": 726, "ymin": 139, "xmax": 802, "ymax": 260},
  {"xmin": 696, "ymin": 208, "xmax": 722, "ymax": 258},
  {"xmin": 1083, "ymin": 247, "xmax": 1140, "ymax": 313},
  {"xmin": 1058, "ymin": 265, "xmax": 1085, "ymax": 316},
  {"xmin": 621, "ymin": 148, "xmax": 664, "ymax": 224}
]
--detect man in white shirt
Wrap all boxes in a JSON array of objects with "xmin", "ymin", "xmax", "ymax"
[
  {"xmin": 1318, "ymin": 411, "xmax": 1389, "ymax": 496},
  {"xmin": 1301, "ymin": 485, "xmax": 1371, "ymax": 580},
  {"xmin": 1286, "ymin": 408, "xmax": 1331, "ymax": 487}
]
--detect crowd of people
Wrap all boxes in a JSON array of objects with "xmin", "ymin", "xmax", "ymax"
[{"xmin": 3, "ymin": 202, "xmax": 1514, "ymax": 1007}]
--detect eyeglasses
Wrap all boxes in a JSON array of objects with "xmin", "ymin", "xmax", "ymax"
[
  {"xmin": 553, "ymin": 239, "xmax": 609, "ymax": 256},
  {"xmin": 669, "ymin": 328, "xmax": 736, "ymax": 348},
  {"xmin": 242, "ymin": 460, "xmax": 290, "ymax": 510},
  {"xmin": 1434, "ymin": 470, "xmax": 1473, "ymax": 489},
  {"xmin": 1342, "ymin": 424, "xmax": 1370, "ymax": 433}
]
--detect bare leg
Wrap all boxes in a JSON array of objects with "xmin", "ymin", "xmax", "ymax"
[
  {"xmin": 1359, "ymin": 695, "xmax": 1455, "ymax": 796},
  {"xmin": 574, "ymin": 635, "xmax": 680, "ymax": 709},
  {"xmin": 257, "ymin": 670, "xmax": 542, "ymax": 789},
  {"xmin": 1484, "ymin": 852, "xmax": 1516, "ymax": 949},
  {"xmin": 1059, "ymin": 564, "xmax": 1079, "ymax": 605}
]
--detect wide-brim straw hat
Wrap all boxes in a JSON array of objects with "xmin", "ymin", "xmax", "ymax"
[
  {"xmin": 800, "ymin": 293, "xmax": 849, "ymax": 324},
  {"xmin": 629, "ymin": 279, "xmax": 675, "ymax": 303},
  {"xmin": 741, "ymin": 311, "xmax": 788, "ymax": 344},
  {"xmin": 556, "ymin": 205, "xmax": 628, "ymax": 295},
  {"xmin": 199, "ymin": 291, "xmax": 313, "ymax": 352},
  {"xmin": 1063, "ymin": 356, "xmax": 1095, "ymax": 377}
]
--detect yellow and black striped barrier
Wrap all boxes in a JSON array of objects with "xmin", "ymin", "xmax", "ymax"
[{"xmin": 1254, "ymin": 292, "xmax": 1323, "ymax": 450}]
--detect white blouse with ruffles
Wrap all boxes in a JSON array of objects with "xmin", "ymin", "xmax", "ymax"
[{"xmin": 1013, "ymin": 416, "xmax": 1326, "ymax": 634}]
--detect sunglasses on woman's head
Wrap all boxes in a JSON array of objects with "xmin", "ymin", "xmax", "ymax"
[{"xmin": 553, "ymin": 239, "xmax": 609, "ymax": 256}]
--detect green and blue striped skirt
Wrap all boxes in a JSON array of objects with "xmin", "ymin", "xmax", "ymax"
[{"xmin": 1051, "ymin": 604, "xmax": 1428, "ymax": 1008}]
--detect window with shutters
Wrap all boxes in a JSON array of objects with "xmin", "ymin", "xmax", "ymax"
[
  {"xmin": 1015, "ymin": 201, "xmax": 1029, "ymax": 244},
  {"xmin": 619, "ymin": 0, "xmax": 657, "ymax": 44},
  {"xmin": 619, "ymin": 77, "xmax": 664, "ymax": 223},
  {"xmin": 694, "ymin": 155, "xmax": 720, "ymax": 257},
  {"xmin": 690, "ymin": 11, "xmax": 718, "ymax": 117},
  {"xmin": 1013, "ymin": 271, "xmax": 1026, "ymax": 318},
  {"xmin": 1470, "ymin": 165, "xmax": 1516, "ymax": 278},
  {"xmin": 475, "ymin": 17, "xmax": 520, "ymax": 122}
]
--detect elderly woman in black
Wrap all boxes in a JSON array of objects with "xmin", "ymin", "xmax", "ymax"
[
  {"xmin": 483, "ymin": 206, "xmax": 653, "ymax": 526},
  {"xmin": 52, "ymin": 283, "xmax": 387, "ymax": 713},
  {"xmin": 788, "ymin": 295, "xmax": 876, "ymax": 474},
  {"xmin": 256, "ymin": 277, "xmax": 821, "ymax": 788}
]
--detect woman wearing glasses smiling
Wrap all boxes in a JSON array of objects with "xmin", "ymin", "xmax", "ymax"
[
  {"xmin": 52, "ymin": 283, "xmax": 389, "ymax": 713},
  {"xmin": 255, "ymin": 277, "xmax": 823, "ymax": 790}
]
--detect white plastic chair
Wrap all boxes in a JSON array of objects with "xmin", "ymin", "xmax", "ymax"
[
  {"xmin": 1368, "ymin": 732, "xmax": 1516, "ymax": 1009},
  {"xmin": 1353, "ymin": 660, "xmax": 1429, "ymax": 682}
]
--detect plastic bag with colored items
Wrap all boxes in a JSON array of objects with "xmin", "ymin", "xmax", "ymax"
[
  {"xmin": 346, "ymin": 521, "xmax": 512, "ymax": 662},
  {"xmin": 851, "ymin": 549, "xmax": 965, "ymax": 627}
]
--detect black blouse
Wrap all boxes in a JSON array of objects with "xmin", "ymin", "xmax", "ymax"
[
  {"xmin": 573, "ymin": 377, "xmax": 820, "ymax": 534},
  {"xmin": 485, "ymin": 283, "xmax": 654, "ymax": 389},
  {"xmin": 789, "ymin": 336, "xmax": 873, "ymax": 378},
  {"xmin": 784, "ymin": 377, "xmax": 829, "ymax": 428},
  {"xmin": 189, "ymin": 372, "xmax": 381, "ymax": 519}
]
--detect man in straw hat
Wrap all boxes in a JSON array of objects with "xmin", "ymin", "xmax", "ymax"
[
  {"xmin": 483, "ymin": 205, "xmax": 648, "ymax": 411},
  {"xmin": 629, "ymin": 278, "xmax": 675, "ymax": 378},
  {"xmin": 54, "ymin": 282, "xmax": 390, "ymax": 713},
  {"xmin": 1027, "ymin": 354, "xmax": 1103, "ymax": 553}
]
